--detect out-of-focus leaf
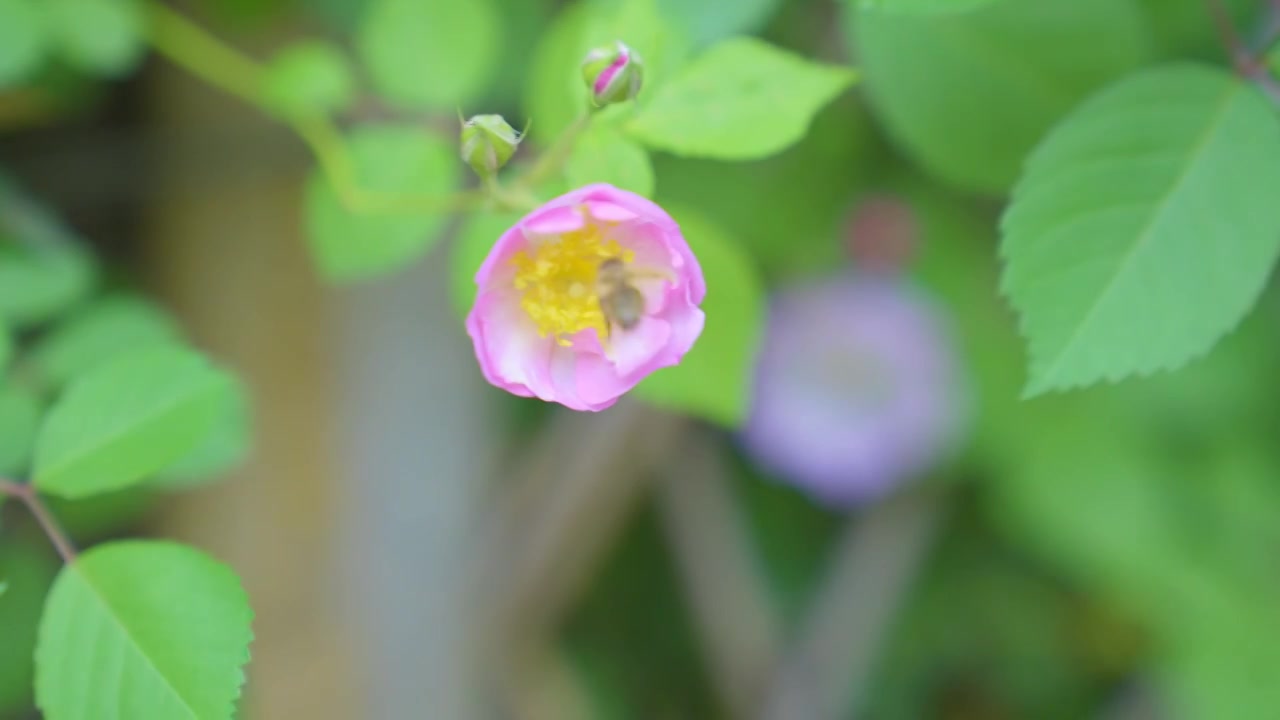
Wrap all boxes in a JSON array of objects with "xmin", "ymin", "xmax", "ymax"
[
  {"xmin": 0, "ymin": 539, "xmax": 57, "ymax": 715},
  {"xmin": 853, "ymin": 0, "xmax": 999, "ymax": 12},
  {"xmin": 449, "ymin": 211, "xmax": 521, "ymax": 321},
  {"xmin": 633, "ymin": 208, "xmax": 764, "ymax": 427},
  {"xmin": 1141, "ymin": 0, "xmax": 1259, "ymax": 59},
  {"xmin": 46, "ymin": 487, "xmax": 154, "ymax": 543},
  {"xmin": 566, "ymin": 125, "xmax": 655, "ymax": 197},
  {"xmin": 657, "ymin": 0, "xmax": 781, "ymax": 47},
  {"xmin": 29, "ymin": 295, "xmax": 180, "ymax": 390},
  {"xmin": 35, "ymin": 541, "xmax": 254, "ymax": 720},
  {"xmin": 152, "ymin": 375, "xmax": 251, "ymax": 488},
  {"xmin": 356, "ymin": 0, "xmax": 500, "ymax": 110},
  {"xmin": 850, "ymin": 0, "xmax": 1150, "ymax": 193},
  {"xmin": 43, "ymin": 0, "xmax": 145, "ymax": 77},
  {"xmin": 1001, "ymin": 65, "xmax": 1280, "ymax": 396},
  {"xmin": 304, "ymin": 126, "xmax": 456, "ymax": 281},
  {"xmin": 896, "ymin": 175, "xmax": 1024, "ymax": 463},
  {"xmin": 0, "ymin": 383, "xmax": 42, "ymax": 476},
  {"xmin": 0, "ymin": 0, "xmax": 49, "ymax": 87},
  {"xmin": 33, "ymin": 346, "xmax": 232, "ymax": 499},
  {"xmin": 0, "ymin": 319, "xmax": 11, "ymax": 374},
  {"xmin": 628, "ymin": 38, "xmax": 856, "ymax": 160},
  {"xmin": 525, "ymin": 0, "xmax": 690, "ymax": 144},
  {"xmin": 261, "ymin": 40, "xmax": 355, "ymax": 117},
  {"xmin": 656, "ymin": 95, "xmax": 882, "ymax": 281},
  {"xmin": 0, "ymin": 240, "xmax": 95, "ymax": 329}
]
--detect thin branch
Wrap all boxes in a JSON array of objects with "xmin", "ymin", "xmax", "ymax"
[
  {"xmin": 143, "ymin": 1, "xmax": 486, "ymax": 215},
  {"xmin": 655, "ymin": 433, "xmax": 782, "ymax": 719},
  {"xmin": 514, "ymin": 111, "xmax": 595, "ymax": 191},
  {"xmin": 760, "ymin": 489, "xmax": 945, "ymax": 720},
  {"xmin": 1207, "ymin": 0, "xmax": 1255, "ymax": 72},
  {"xmin": 0, "ymin": 481, "xmax": 78, "ymax": 563}
]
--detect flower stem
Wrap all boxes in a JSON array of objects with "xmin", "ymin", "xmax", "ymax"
[
  {"xmin": 515, "ymin": 110, "xmax": 596, "ymax": 191},
  {"xmin": 143, "ymin": 0, "xmax": 481, "ymax": 215},
  {"xmin": 0, "ymin": 480, "xmax": 77, "ymax": 564}
]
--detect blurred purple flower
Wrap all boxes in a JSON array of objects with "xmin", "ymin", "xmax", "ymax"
[{"xmin": 741, "ymin": 273, "xmax": 968, "ymax": 508}]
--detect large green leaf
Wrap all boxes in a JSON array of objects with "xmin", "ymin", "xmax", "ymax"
[
  {"xmin": 566, "ymin": 125, "xmax": 655, "ymax": 197},
  {"xmin": 30, "ymin": 295, "xmax": 180, "ymax": 390},
  {"xmin": 0, "ymin": 0, "xmax": 49, "ymax": 87},
  {"xmin": 524, "ymin": 0, "xmax": 690, "ymax": 144},
  {"xmin": 43, "ymin": 0, "xmax": 145, "ymax": 77},
  {"xmin": 32, "ymin": 346, "xmax": 233, "ymax": 498},
  {"xmin": 0, "ymin": 539, "xmax": 57, "ymax": 714},
  {"xmin": 304, "ymin": 126, "xmax": 456, "ymax": 281},
  {"xmin": 0, "ymin": 383, "xmax": 42, "ymax": 476},
  {"xmin": 1000, "ymin": 64, "xmax": 1280, "ymax": 396},
  {"xmin": 35, "ymin": 541, "xmax": 253, "ymax": 720},
  {"xmin": 632, "ymin": 208, "xmax": 764, "ymax": 426},
  {"xmin": 850, "ymin": 0, "xmax": 1150, "ymax": 193},
  {"xmin": 356, "ymin": 0, "xmax": 499, "ymax": 109},
  {"xmin": 627, "ymin": 38, "xmax": 856, "ymax": 160},
  {"xmin": 260, "ymin": 41, "xmax": 355, "ymax": 118}
]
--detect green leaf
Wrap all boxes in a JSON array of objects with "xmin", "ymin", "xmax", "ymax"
[
  {"xmin": 1001, "ymin": 64, "xmax": 1280, "ymax": 396},
  {"xmin": 0, "ymin": 383, "xmax": 42, "ymax": 476},
  {"xmin": 853, "ymin": 0, "xmax": 1000, "ymax": 13},
  {"xmin": 0, "ymin": 539, "xmax": 57, "ymax": 715},
  {"xmin": 566, "ymin": 125, "xmax": 655, "ymax": 197},
  {"xmin": 450, "ymin": 211, "xmax": 521, "ymax": 321},
  {"xmin": 153, "ymin": 376, "xmax": 251, "ymax": 488},
  {"xmin": 0, "ymin": 240, "xmax": 95, "ymax": 329},
  {"xmin": 657, "ymin": 0, "xmax": 781, "ymax": 47},
  {"xmin": 850, "ymin": 0, "xmax": 1150, "ymax": 193},
  {"xmin": 47, "ymin": 487, "xmax": 155, "ymax": 543},
  {"xmin": 654, "ymin": 94, "xmax": 879, "ymax": 281},
  {"xmin": 260, "ymin": 41, "xmax": 355, "ymax": 117},
  {"xmin": 633, "ymin": 208, "xmax": 764, "ymax": 426},
  {"xmin": 33, "ymin": 346, "xmax": 234, "ymax": 499},
  {"xmin": 356, "ymin": 0, "xmax": 499, "ymax": 109},
  {"xmin": 30, "ymin": 295, "xmax": 180, "ymax": 389},
  {"xmin": 0, "ymin": 319, "xmax": 11, "ymax": 374},
  {"xmin": 628, "ymin": 38, "xmax": 856, "ymax": 160},
  {"xmin": 0, "ymin": 0, "xmax": 49, "ymax": 87},
  {"xmin": 35, "ymin": 540, "xmax": 253, "ymax": 720},
  {"xmin": 305, "ymin": 126, "xmax": 456, "ymax": 281},
  {"xmin": 525, "ymin": 0, "xmax": 691, "ymax": 144},
  {"xmin": 43, "ymin": 0, "xmax": 145, "ymax": 77}
]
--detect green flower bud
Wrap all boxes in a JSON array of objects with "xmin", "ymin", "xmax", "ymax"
[
  {"xmin": 581, "ymin": 41, "xmax": 643, "ymax": 107},
  {"xmin": 460, "ymin": 114, "xmax": 521, "ymax": 179}
]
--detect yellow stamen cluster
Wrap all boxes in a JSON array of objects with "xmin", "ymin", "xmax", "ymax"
[{"xmin": 511, "ymin": 221, "xmax": 635, "ymax": 345}]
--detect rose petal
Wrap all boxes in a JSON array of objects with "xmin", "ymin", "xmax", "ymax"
[{"xmin": 607, "ymin": 315, "xmax": 671, "ymax": 377}]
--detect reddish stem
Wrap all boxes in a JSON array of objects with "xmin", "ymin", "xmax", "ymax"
[{"xmin": 0, "ymin": 480, "xmax": 77, "ymax": 563}]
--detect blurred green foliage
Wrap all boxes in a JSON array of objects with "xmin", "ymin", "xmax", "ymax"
[{"xmin": 5, "ymin": 0, "xmax": 1280, "ymax": 717}]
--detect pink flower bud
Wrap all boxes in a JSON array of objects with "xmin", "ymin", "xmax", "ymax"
[
  {"xmin": 466, "ymin": 185, "xmax": 706, "ymax": 411},
  {"xmin": 581, "ymin": 41, "xmax": 644, "ymax": 107}
]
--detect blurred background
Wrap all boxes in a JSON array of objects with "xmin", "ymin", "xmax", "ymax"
[{"xmin": 4, "ymin": 0, "xmax": 1280, "ymax": 718}]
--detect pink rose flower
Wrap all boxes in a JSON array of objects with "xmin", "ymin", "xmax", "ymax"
[{"xmin": 466, "ymin": 184, "xmax": 706, "ymax": 411}]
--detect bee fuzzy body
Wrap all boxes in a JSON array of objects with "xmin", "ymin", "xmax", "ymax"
[{"xmin": 596, "ymin": 257, "xmax": 648, "ymax": 334}]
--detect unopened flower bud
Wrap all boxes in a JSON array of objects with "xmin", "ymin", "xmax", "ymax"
[
  {"xmin": 460, "ymin": 114, "xmax": 521, "ymax": 179},
  {"xmin": 581, "ymin": 41, "xmax": 643, "ymax": 107}
]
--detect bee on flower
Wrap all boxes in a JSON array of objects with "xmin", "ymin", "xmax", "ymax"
[{"xmin": 466, "ymin": 184, "xmax": 706, "ymax": 411}]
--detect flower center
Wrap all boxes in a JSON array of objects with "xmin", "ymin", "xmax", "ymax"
[{"xmin": 511, "ymin": 222, "xmax": 634, "ymax": 345}]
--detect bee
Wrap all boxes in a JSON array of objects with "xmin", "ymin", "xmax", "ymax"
[{"xmin": 596, "ymin": 257, "xmax": 647, "ymax": 334}]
